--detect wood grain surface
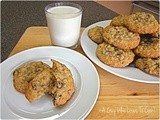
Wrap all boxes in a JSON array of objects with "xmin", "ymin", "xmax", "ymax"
[{"xmin": 9, "ymin": 26, "xmax": 159, "ymax": 119}]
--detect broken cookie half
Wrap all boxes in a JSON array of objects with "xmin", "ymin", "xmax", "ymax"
[
  {"xmin": 25, "ymin": 68, "xmax": 56, "ymax": 102},
  {"xmin": 50, "ymin": 60, "xmax": 75, "ymax": 106}
]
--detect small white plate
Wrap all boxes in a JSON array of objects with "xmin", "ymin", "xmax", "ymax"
[
  {"xmin": 0, "ymin": 46, "xmax": 100, "ymax": 119},
  {"xmin": 80, "ymin": 20, "xmax": 159, "ymax": 83}
]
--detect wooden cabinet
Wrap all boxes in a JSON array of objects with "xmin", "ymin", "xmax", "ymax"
[{"xmin": 94, "ymin": 1, "xmax": 132, "ymax": 15}]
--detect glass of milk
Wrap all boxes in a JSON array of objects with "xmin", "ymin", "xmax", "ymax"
[{"xmin": 45, "ymin": 2, "xmax": 82, "ymax": 49}]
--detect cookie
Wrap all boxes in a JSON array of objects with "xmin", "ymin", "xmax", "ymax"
[
  {"xmin": 51, "ymin": 60, "xmax": 75, "ymax": 106},
  {"xmin": 111, "ymin": 15, "xmax": 127, "ymax": 26},
  {"xmin": 152, "ymin": 24, "xmax": 160, "ymax": 38},
  {"xmin": 13, "ymin": 61, "xmax": 50, "ymax": 93},
  {"xmin": 88, "ymin": 26, "xmax": 104, "ymax": 44},
  {"xmin": 135, "ymin": 58, "xmax": 159, "ymax": 76},
  {"xmin": 125, "ymin": 12, "xmax": 158, "ymax": 34},
  {"xmin": 134, "ymin": 37, "xmax": 160, "ymax": 58},
  {"xmin": 96, "ymin": 42, "xmax": 135, "ymax": 67},
  {"xmin": 103, "ymin": 25, "xmax": 140, "ymax": 49},
  {"xmin": 25, "ymin": 69, "xmax": 56, "ymax": 102}
]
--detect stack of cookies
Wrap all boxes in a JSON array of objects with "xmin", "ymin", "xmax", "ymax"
[
  {"xmin": 13, "ymin": 60, "xmax": 75, "ymax": 106},
  {"xmin": 88, "ymin": 12, "xmax": 159, "ymax": 76}
]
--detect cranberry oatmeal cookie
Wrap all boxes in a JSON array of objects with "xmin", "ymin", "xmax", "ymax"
[
  {"xmin": 51, "ymin": 60, "xmax": 75, "ymax": 106},
  {"xmin": 134, "ymin": 37, "xmax": 160, "ymax": 58},
  {"xmin": 88, "ymin": 26, "xmax": 104, "ymax": 44},
  {"xmin": 13, "ymin": 61, "xmax": 50, "ymax": 93},
  {"xmin": 111, "ymin": 15, "xmax": 127, "ymax": 26},
  {"xmin": 125, "ymin": 12, "xmax": 158, "ymax": 34},
  {"xmin": 25, "ymin": 68, "xmax": 56, "ymax": 102},
  {"xmin": 135, "ymin": 58, "xmax": 159, "ymax": 76},
  {"xmin": 103, "ymin": 26, "xmax": 140, "ymax": 49},
  {"xmin": 96, "ymin": 42, "xmax": 135, "ymax": 67}
]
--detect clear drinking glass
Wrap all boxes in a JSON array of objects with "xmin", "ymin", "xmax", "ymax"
[{"xmin": 45, "ymin": 2, "xmax": 82, "ymax": 49}]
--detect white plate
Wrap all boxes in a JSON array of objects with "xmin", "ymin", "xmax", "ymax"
[
  {"xmin": 80, "ymin": 20, "xmax": 159, "ymax": 84},
  {"xmin": 0, "ymin": 46, "xmax": 100, "ymax": 119}
]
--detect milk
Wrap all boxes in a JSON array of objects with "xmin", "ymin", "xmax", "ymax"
[{"xmin": 45, "ymin": 6, "xmax": 82, "ymax": 48}]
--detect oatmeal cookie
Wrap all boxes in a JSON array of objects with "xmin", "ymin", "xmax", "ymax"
[
  {"xmin": 88, "ymin": 26, "xmax": 104, "ymax": 44},
  {"xmin": 125, "ymin": 12, "xmax": 158, "ymax": 34},
  {"xmin": 25, "ymin": 69, "xmax": 56, "ymax": 102},
  {"xmin": 134, "ymin": 37, "xmax": 160, "ymax": 58},
  {"xmin": 13, "ymin": 61, "xmax": 50, "ymax": 93},
  {"xmin": 96, "ymin": 42, "xmax": 135, "ymax": 67},
  {"xmin": 51, "ymin": 60, "xmax": 75, "ymax": 106},
  {"xmin": 135, "ymin": 58, "xmax": 159, "ymax": 76},
  {"xmin": 103, "ymin": 26, "xmax": 140, "ymax": 49},
  {"xmin": 111, "ymin": 15, "xmax": 127, "ymax": 26}
]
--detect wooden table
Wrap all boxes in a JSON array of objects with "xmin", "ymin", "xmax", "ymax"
[{"xmin": 9, "ymin": 27, "xmax": 159, "ymax": 119}]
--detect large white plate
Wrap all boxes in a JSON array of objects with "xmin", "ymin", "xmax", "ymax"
[
  {"xmin": 0, "ymin": 46, "xmax": 100, "ymax": 119},
  {"xmin": 80, "ymin": 20, "xmax": 159, "ymax": 83}
]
